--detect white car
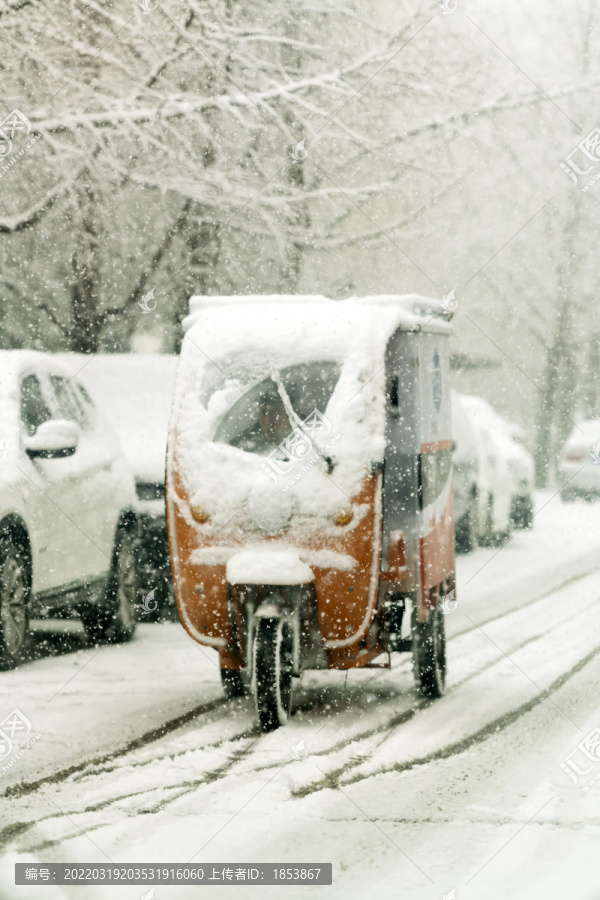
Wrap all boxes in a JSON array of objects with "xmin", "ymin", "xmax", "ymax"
[
  {"xmin": 453, "ymin": 393, "xmax": 513, "ymax": 545},
  {"xmin": 494, "ymin": 418, "xmax": 535, "ymax": 528},
  {"xmin": 559, "ymin": 418, "xmax": 600, "ymax": 500},
  {"xmin": 451, "ymin": 390, "xmax": 480, "ymax": 551},
  {"xmin": 59, "ymin": 353, "xmax": 178, "ymax": 618},
  {"xmin": 0, "ymin": 351, "xmax": 139, "ymax": 668}
]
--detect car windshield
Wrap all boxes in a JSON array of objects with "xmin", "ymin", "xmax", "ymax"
[{"xmin": 213, "ymin": 361, "xmax": 341, "ymax": 455}]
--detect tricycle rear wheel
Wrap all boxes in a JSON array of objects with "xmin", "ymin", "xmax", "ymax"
[
  {"xmin": 253, "ymin": 617, "xmax": 293, "ymax": 732},
  {"xmin": 412, "ymin": 606, "xmax": 446, "ymax": 697}
]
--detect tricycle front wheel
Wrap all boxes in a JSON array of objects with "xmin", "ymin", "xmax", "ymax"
[{"xmin": 253, "ymin": 617, "xmax": 294, "ymax": 732}]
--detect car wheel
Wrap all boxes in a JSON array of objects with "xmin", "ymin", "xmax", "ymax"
[
  {"xmin": 82, "ymin": 527, "xmax": 138, "ymax": 644},
  {"xmin": 137, "ymin": 527, "xmax": 174, "ymax": 621},
  {"xmin": 0, "ymin": 537, "xmax": 30, "ymax": 669},
  {"xmin": 512, "ymin": 494, "xmax": 534, "ymax": 529}
]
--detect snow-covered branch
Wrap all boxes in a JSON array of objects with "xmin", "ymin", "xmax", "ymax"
[{"xmin": 0, "ymin": 176, "xmax": 75, "ymax": 233}]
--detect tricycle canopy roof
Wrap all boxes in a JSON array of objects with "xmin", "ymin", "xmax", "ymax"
[
  {"xmin": 169, "ymin": 295, "xmax": 452, "ymax": 529},
  {"xmin": 183, "ymin": 294, "xmax": 451, "ymax": 370}
]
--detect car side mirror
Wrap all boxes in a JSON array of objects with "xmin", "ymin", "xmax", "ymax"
[{"xmin": 23, "ymin": 419, "xmax": 79, "ymax": 459}]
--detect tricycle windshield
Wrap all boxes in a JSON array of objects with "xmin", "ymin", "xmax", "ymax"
[
  {"xmin": 173, "ymin": 340, "xmax": 387, "ymax": 525},
  {"xmin": 214, "ymin": 362, "xmax": 341, "ymax": 455}
]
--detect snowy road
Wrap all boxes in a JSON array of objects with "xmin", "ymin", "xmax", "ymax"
[{"xmin": 2, "ymin": 492, "xmax": 600, "ymax": 900}]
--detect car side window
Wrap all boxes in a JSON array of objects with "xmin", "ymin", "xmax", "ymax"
[
  {"xmin": 73, "ymin": 382, "xmax": 96, "ymax": 426},
  {"xmin": 48, "ymin": 375, "xmax": 89, "ymax": 428},
  {"xmin": 20, "ymin": 374, "xmax": 53, "ymax": 436}
]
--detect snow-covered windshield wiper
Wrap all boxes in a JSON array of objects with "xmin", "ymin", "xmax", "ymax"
[{"xmin": 270, "ymin": 368, "xmax": 335, "ymax": 474}]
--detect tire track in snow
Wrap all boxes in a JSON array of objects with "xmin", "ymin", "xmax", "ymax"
[
  {"xmin": 135, "ymin": 734, "xmax": 264, "ymax": 815},
  {"xmin": 1, "ymin": 734, "xmax": 263, "ymax": 853},
  {"xmin": 68, "ymin": 718, "xmax": 258, "ymax": 783},
  {"xmin": 21, "ymin": 584, "xmax": 593, "ymax": 816},
  {"xmin": 3, "ymin": 695, "xmax": 228, "ymax": 801},
  {"xmin": 452, "ymin": 554, "xmax": 600, "ymax": 638},
  {"xmin": 124, "ymin": 582, "xmax": 600, "ymax": 797},
  {"xmin": 244, "ymin": 596, "xmax": 599, "ymax": 789},
  {"xmin": 293, "ymin": 641, "xmax": 600, "ymax": 797},
  {"xmin": 5, "ymin": 559, "xmax": 600, "ymax": 823},
  {"xmin": 24, "ymin": 624, "xmax": 590, "ymax": 855}
]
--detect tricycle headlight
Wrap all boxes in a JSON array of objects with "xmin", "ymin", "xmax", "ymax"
[
  {"xmin": 334, "ymin": 507, "xmax": 353, "ymax": 526},
  {"xmin": 190, "ymin": 504, "xmax": 210, "ymax": 523}
]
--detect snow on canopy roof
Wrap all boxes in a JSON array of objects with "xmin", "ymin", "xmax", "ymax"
[
  {"xmin": 183, "ymin": 294, "xmax": 451, "ymax": 367},
  {"xmin": 172, "ymin": 294, "xmax": 451, "ymax": 525}
]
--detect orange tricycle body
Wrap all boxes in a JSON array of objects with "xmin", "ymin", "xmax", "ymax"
[{"xmin": 167, "ymin": 295, "xmax": 455, "ymax": 729}]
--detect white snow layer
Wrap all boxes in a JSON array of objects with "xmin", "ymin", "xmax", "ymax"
[
  {"xmin": 4, "ymin": 494, "xmax": 600, "ymax": 900},
  {"xmin": 226, "ymin": 547, "xmax": 314, "ymax": 584},
  {"xmin": 192, "ymin": 543, "xmax": 357, "ymax": 571},
  {"xmin": 57, "ymin": 352, "xmax": 178, "ymax": 484},
  {"xmin": 170, "ymin": 295, "xmax": 450, "ymax": 524}
]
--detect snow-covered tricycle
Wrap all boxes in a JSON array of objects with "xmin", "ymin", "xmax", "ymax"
[{"xmin": 167, "ymin": 294, "xmax": 455, "ymax": 731}]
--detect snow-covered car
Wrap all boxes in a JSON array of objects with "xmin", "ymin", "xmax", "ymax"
[
  {"xmin": 559, "ymin": 418, "xmax": 600, "ymax": 501},
  {"xmin": 0, "ymin": 351, "xmax": 139, "ymax": 668},
  {"xmin": 495, "ymin": 419, "xmax": 535, "ymax": 528},
  {"xmin": 454, "ymin": 394, "xmax": 535, "ymax": 544},
  {"xmin": 451, "ymin": 390, "xmax": 481, "ymax": 551},
  {"xmin": 454, "ymin": 394, "xmax": 514, "ymax": 545},
  {"xmin": 67, "ymin": 353, "xmax": 178, "ymax": 618}
]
